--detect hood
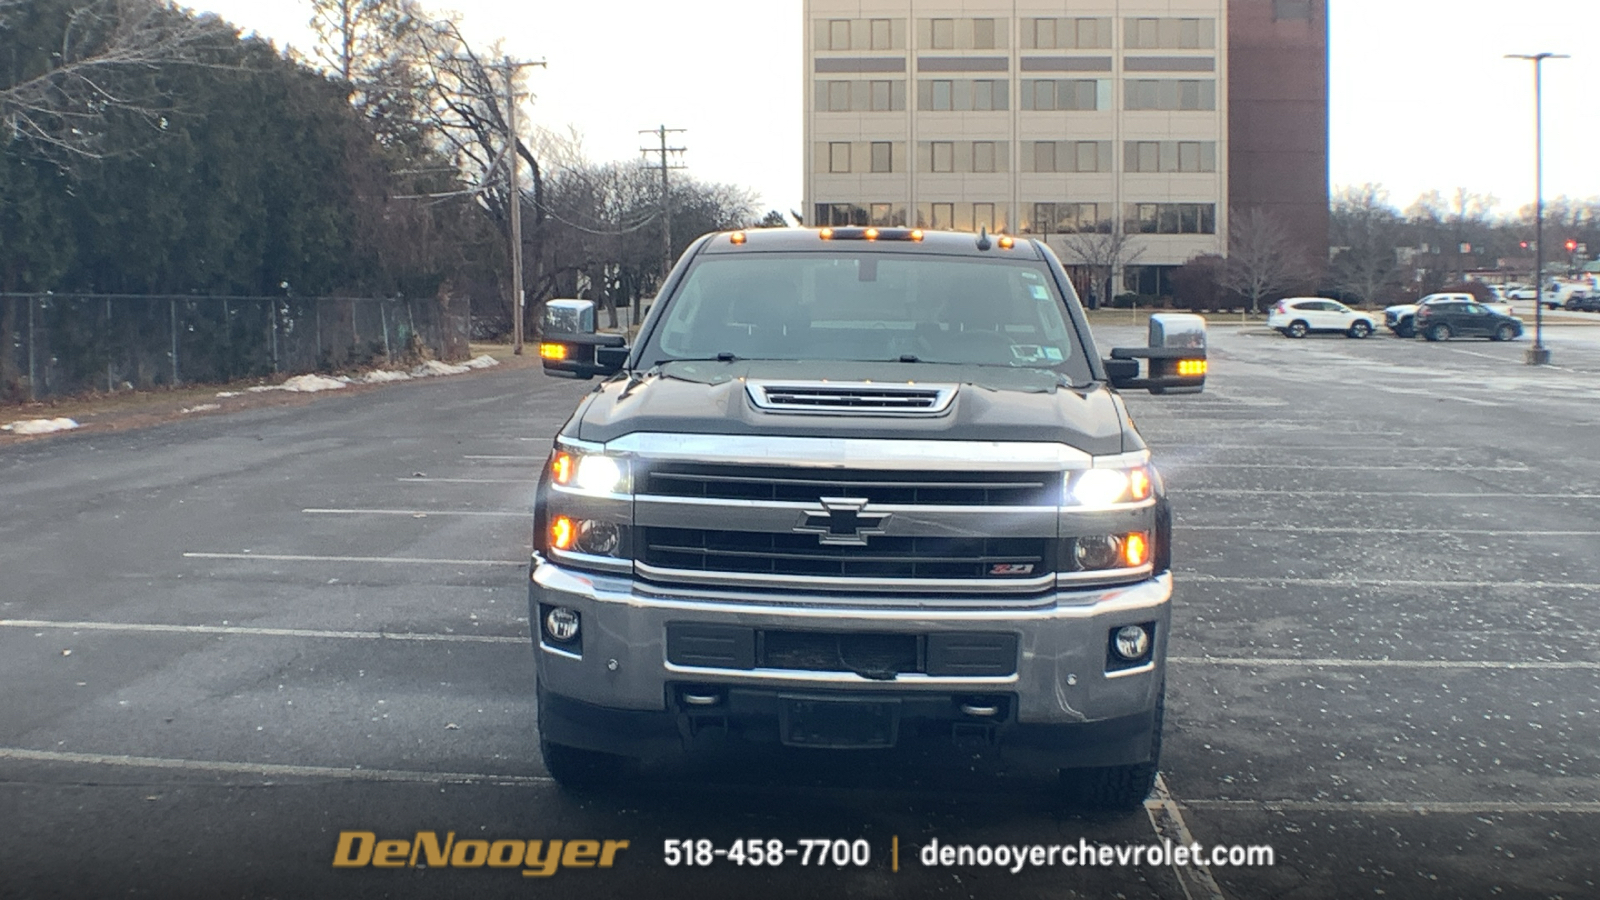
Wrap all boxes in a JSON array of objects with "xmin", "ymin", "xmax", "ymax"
[{"xmin": 572, "ymin": 360, "xmax": 1130, "ymax": 456}]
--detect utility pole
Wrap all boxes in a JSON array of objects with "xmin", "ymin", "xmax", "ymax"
[
  {"xmin": 1506, "ymin": 52, "xmax": 1566, "ymax": 366},
  {"xmin": 639, "ymin": 125, "xmax": 687, "ymax": 290},
  {"xmin": 492, "ymin": 55, "xmax": 547, "ymax": 354}
]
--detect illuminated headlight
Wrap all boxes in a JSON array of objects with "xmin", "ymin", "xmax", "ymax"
[
  {"xmin": 1067, "ymin": 465, "xmax": 1152, "ymax": 508},
  {"xmin": 551, "ymin": 449, "xmax": 631, "ymax": 495}
]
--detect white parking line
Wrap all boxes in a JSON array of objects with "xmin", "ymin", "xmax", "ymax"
[
  {"xmin": 1146, "ymin": 774, "xmax": 1229, "ymax": 900},
  {"xmin": 1174, "ymin": 463, "xmax": 1528, "ymax": 472},
  {"xmin": 1178, "ymin": 490, "xmax": 1600, "ymax": 499},
  {"xmin": 1169, "ymin": 656, "xmax": 1600, "ymax": 671},
  {"xmin": 1180, "ymin": 525, "xmax": 1600, "ymax": 536},
  {"xmin": 0, "ymin": 747, "xmax": 551, "ymax": 785},
  {"xmin": 462, "ymin": 455, "xmax": 543, "ymax": 461},
  {"xmin": 183, "ymin": 552, "xmax": 524, "ymax": 566},
  {"xmin": 396, "ymin": 477, "xmax": 530, "ymax": 484},
  {"xmin": 1178, "ymin": 798, "xmax": 1600, "ymax": 815},
  {"xmin": 1186, "ymin": 574, "xmax": 1600, "ymax": 591},
  {"xmin": 0, "ymin": 618, "xmax": 525, "ymax": 643},
  {"xmin": 302, "ymin": 508, "xmax": 526, "ymax": 518}
]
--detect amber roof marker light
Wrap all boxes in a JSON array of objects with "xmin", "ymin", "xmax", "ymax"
[{"xmin": 729, "ymin": 231, "xmax": 747, "ymax": 245}]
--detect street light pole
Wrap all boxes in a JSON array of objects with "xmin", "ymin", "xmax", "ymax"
[
  {"xmin": 495, "ymin": 56, "xmax": 547, "ymax": 355},
  {"xmin": 1507, "ymin": 52, "xmax": 1567, "ymax": 366}
]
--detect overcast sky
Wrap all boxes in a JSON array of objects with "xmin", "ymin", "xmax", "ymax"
[{"xmin": 191, "ymin": 0, "xmax": 1595, "ymax": 217}]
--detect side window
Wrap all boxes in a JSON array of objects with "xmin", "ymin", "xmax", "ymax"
[{"xmin": 1466, "ymin": 303, "xmax": 1485, "ymax": 315}]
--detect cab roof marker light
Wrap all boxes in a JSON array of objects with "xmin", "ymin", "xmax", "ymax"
[
  {"xmin": 729, "ymin": 231, "xmax": 747, "ymax": 245},
  {"xmin": 998, "ymin": 235, "xmax": 1015, "ymax": 250},
  {"xmin": 910, "ymin": 229, "xmax": 924, "ymax": 241},
  {"xmin": 864, "ymin": 227, "xmax": 879, "ymax": 240},
  {"xmin": 819, "ymin": 227, "xmax": 834, "ymax": 240}
]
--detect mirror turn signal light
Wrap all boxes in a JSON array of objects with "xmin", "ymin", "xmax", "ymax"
[
  {"xmin": 540, "ymin": 343, "xmax": 569, "ymax": 360},
  {"xmin": 1176, "ymin": 359, "xmax": 1207, "ymax": 377}
]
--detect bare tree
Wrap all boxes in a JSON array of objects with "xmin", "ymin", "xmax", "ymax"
[
  {"xmin": 1224, "ymin": 208, "xmax": 1313, "ymax": 313},
  {"xmin": 1056, "ymin": 226, "xmax": 1145, "ymax": 308},
  {"xmin": 0, "ymin": 0, "xmax": 226, "ymax": 162},
  {"xmin": 1330, "ymin": 184, "xmax": 1403, "ymax": 305}
]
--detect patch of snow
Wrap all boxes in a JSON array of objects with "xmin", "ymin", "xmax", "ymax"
[
  {"xmin": 2, "ymin": 417, "xmax": 80, "ymax": 435},
  {"xmin": 215, "ymin": 391, "xmax": 242, "ymax": 398},
  {"xmin": 359, "ymin": 369, "xmax": 413, "ymax": 384},
  {"xmin": 462, "ymin": 354, "xmax": 500, "ymax": 369},
  {"xmin": 247, "ymin": 374, "xmax": 349, "ymax": 393},
  {"xmin": 412, "ymin": 360, "xmax": 472, "ymax": 377},
  {"xmin": 180, "ymin": 403, "xmax": 221, "ymax": 414}
]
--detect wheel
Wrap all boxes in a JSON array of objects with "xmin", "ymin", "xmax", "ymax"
[
  {"xmin": 1347, "ymin": 321, "xmax": 1372, "ymax": 339},
  {"xmin": 1494, "ymin": 323, "xmax": 1517, "ymax": 342},
  {"xmin": 1285, "ymin": 320, "xmax": 1309, "ymax": 339},
  {"xmin": 1060, "ymin": 687, "xmax": 1164, "ymax": 811},
  {"xmin": 1393, "ymin": 320, "xmax": 1414, "ymax": 339},
  {"xmin": 540, "ymin": 738, "xmax": 633, "ymax": 790},
  {"xmin": 1425, "ymin": 323, "xmax": 1452, "ymax": 342}
]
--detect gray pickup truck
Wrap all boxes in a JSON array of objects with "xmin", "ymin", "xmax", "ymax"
[{"xmin": 530, "ymin": 227, "xmax": 1206, "ymax": 808}]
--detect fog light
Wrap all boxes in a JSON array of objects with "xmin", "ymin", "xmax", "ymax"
[
  {"xmin": 544, "ymin": 607, "xmax": 580, "ymax": 643},
  {"xmin": 1113, "ymin": 624, "xmax": 1150, "ymax": 661},
  {"xmin": 1075, "ymin": 535, "xmax": 1123, "ymax": 570},
  {"xmin": 575, "ymin": 520, "xmax": 620, "ymax": 556}
]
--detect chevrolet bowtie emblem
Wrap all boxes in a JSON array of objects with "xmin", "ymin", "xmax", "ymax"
[{"xmin": 794, "ymin": 497, "xmax": 891, "ymax": 546}]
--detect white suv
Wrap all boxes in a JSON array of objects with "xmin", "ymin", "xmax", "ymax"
[{"xmin": 1267, "ymin": 297, "xmax": 1377, "ymax": 339}]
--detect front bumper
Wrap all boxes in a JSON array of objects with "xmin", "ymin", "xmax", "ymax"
[{"xmin": 530, "ymin": 562, "xmax": 1170, "ymax": 768}]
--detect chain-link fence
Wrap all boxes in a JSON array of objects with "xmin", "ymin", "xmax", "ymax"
[{"xmin": 0, "ymin": 293, "xmax": 471, "ymax": 403}]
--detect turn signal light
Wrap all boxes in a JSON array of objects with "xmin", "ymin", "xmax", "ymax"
[
  {"xmin": 551, "ymin": 451, "xmax": 573, "ymax": 485},
  {"xmin": 550, "ymin": 515, "xmax": 576, "ymax": 551},
  {"xmin": 1176, "ymin": 359, "xmax": 1207, "ymax": 377},
  {"xmin": 539, "ymin": 343, "xmax": 568, "ymax": 361},
  {"xmin": 1129, "ymin": 468, "xmax": 1152, "ymax": 502},
  {"xmin": 1123, "ymin": 532, "xmax": 1150, "ymax": 568}
]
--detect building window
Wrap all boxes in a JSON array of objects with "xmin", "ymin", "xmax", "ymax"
[
  {"xmin": 1124, "ymin": 18, "xmax": 1216, "ymax": 50},
  {"xmin": 917, "ymin": 79, "xmax": 1007, "ymax": 112},
  {"xmin": 930, "ymin": 203, "xmax": 954, "ymax": 230},
  {"xmin": 931, "ymin": 142, "xmax": 954, "ymax": 173},
  {"xmin": 1033, "ymin": 142, "xmax": 1057, "ymax": 173},
  {"xmin": 931, "ymin": 18, "xmax": 954, "ymax": 49},
  {"xmin": 1125, "ymin": 79, "xmax": 1216, "ymax": 111},
  {"xmin": 973, "ymin": 203, "xmax": 997, "ymax": 233},
  {"xmin": 827, "ymin": 81, "xmax": 850, "ymax": 111},
  {"xmin": 871, "ymin": 142, "xmax": 893, "ymax": 173},
  {"xmin": 972, "ymin": 18, "xmax": 996, "ymax": 49},
  {"xmin": 870, "ymin": 18, "xmax": 891, "ymax": 49},
  {"xmin": 869, "ymin": 203, "xmax": 892, "ymax": 225},
  {"xmin": 828, "ymin": 19, "xmax": 850, "ymax": 50},
  {"xmin": 1274, "ymin": 0, "xmax": 1312, "ymax": 20},
  {"xmin": 1124, "ymin": 140, "xmax": 1217, "ymax": 172},
  {"xmin": 1022, "ymin": 79, "xmax": 1099, "ymax": 111},
  {"xmin": 1125, "ymin": 203, "xmax": 1216, "ymax": 234},
  {"xmin": 829, "ymin": 142, "xmax": 851, "ymax": 173},
  {"xmin": 1031, "ymin": 18, "xmax": 1056, "ymax": 50},
  {"xmin": 931, "ymin": 80, "xmax": 952, "ymax": 110},
  {"xmin": 973, "ymin": 141, "xmax": 996, "ymax": 173}
]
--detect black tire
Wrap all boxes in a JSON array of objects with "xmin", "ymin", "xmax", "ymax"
[
  {"xmin": 1494, "ymin": 323, "xmax": 1517, "ymax": 342},
  {"xmin": 1060, "ymin": 688, "xmax": 1164, "ymax": 811},
  {"xmin": 1347, "ymin": 321, "xmax": 1372, "ymax": 339},
  {"xmin": 1286, "ymin": 320, "xmax": 1309, "ymax": 339},
  {"xmin": 1393, "ymin": 320, "xmax": 1415, "ymax": 339},
  {"xmin": 1425, "ymin": 323, "xmax": 1452, "ymax": 342},
  {"xmin": 540, "ymin": 738, "xmax": 633, "ymax": 790}
]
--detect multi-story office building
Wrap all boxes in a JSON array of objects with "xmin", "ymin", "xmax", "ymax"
[{"xmin": 802, "ymin": 0, "xmax": 1328, "ymax": 299}]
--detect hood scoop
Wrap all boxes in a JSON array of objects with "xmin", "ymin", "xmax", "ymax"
[{"xmin": 746, "ymin": 380, "xmax": 957, "ymax": 416}]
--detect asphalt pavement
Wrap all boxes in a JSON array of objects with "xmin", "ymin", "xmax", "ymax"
[{"xmin": 2, "ymin": 323, "xmax": 1598, "ymax": 899}]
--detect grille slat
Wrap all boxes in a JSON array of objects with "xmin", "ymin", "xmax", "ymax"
[
  {"xmin": 748, "ymin": 381, "xmax": 957, "ymax": 415},
  {"xmin": 642, "ymin": 528, "xmax": 1049, "ymax": 580},
  {"xmin": 643, "ymin": 464, "xmax": 1061, "ymax": 507}
]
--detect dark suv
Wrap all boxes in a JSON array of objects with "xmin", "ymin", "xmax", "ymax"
[{"xmin": 1415, "ymin": 301, "xmax": 1523, "ymax": 342}]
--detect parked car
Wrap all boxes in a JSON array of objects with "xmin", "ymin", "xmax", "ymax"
[
  {"xmin": 1414, "ymin": 300, "xmax": 1524, "ymax": 342},
  {"xmin": 1564, "ymin": 292, "xmax": 1588, "ymax": 310},
  {"xmin": 1267, "ymin": 297, "xmax": 1376, "ymax": 338},
  {"xmin": 1575, "ymin": 294, "xmax": 1600, "ymax": 313},
  {"xmin": 1385, "ymin": 293, "xmax": 1511, "ymax": 337}
]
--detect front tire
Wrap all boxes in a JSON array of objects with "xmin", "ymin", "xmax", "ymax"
[
  {"xmin": 1425, "ymin": 323, "xmax": 1452, "ymax": 342},
  {"xmin": 1393, "ymin": 320, "xmax": 1415, "ymax": 339},
  {"xmin": 1060, "ymin": 688, "xmax": 1164, "ymax": 811},
  {"xmin": 1347, "ymin": 321, "xmax": 1372, "ymax": 339},
  {"xmin": 1494, "ymin": 323, "xmax": 1517, "ymax": 342},
  {"xmin": 1286, "ymin": 320, "xmax": 1309, "ymax": 339}
]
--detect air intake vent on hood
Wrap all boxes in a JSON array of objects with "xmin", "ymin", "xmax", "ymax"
[{"xmin": 747, "ymin": 381, "xmax": 957, "ymax": 415}]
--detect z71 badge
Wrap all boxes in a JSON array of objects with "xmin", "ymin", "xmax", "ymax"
[{"xmin": 988, "ymin": 563, "xmax": 1036, "ymax": 576}]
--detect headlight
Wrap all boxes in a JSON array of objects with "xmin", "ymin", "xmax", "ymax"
[
  {"xmin": 550, "ymin": 449, "xmax": 631, "ymax": 495},
  {"xmin": 1067, "ymin": 464, "xmax": 1152, "ymax": 508}
]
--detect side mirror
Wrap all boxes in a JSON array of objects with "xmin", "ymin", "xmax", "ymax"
[
  {"xmin": 1106, "ymin": 313, "xmax": 1207, "ymax": 395},
  {"xmin": 539, "ymin": 299, "xmax": 627, "ymax": 380}
]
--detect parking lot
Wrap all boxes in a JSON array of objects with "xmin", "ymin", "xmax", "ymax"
[{"xmin": 2, "ymin": 321, "xmax": 1599, "ymax": 899}]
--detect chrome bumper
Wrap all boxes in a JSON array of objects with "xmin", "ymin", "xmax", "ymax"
[{"xmin": 530, "ymin": 562, "xmax": 1170, "ymax": 727}]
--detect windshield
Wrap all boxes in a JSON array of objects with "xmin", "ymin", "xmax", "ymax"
[{"xmin": 641, "ymin": 252, "xmax": 1092, "ymax": 380}]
